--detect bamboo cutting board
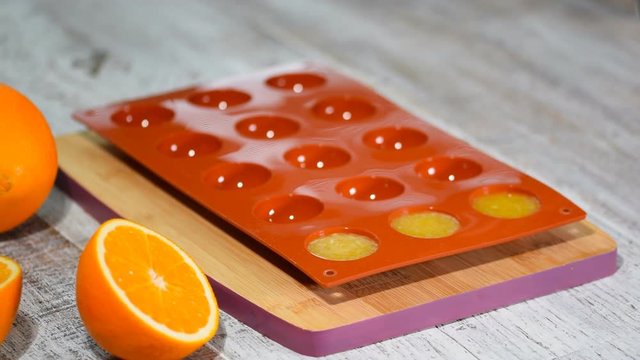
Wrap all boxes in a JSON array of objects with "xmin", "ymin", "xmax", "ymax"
[{"xmin": 56, "ymin": 132, "xmax": 617, "ymax": 357}]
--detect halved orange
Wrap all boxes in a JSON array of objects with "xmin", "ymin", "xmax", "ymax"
[
  {"xmin": 0, "ymin": 256, "xmax": 22, "ymax": 344},
  {"xmin": 76, "ymin": 219, "xmax": 218, "ymax": 360}
]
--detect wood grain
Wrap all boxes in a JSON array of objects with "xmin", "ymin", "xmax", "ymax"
[{"xmin": 1, "ymin": 0, "xmax": 638, "ymax": 358}]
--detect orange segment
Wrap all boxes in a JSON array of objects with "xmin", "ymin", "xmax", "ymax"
[
  {"xmin": 76, "ymin": 219, "xmax": 218, "ymax": 360},
  {"xmin": 0, "ymin": 256, "xmax": 22, "ymax": 344}
]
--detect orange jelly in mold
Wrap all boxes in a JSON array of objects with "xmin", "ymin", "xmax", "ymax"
[
  {"xmin": 390, "ymin": 211, "xmax": 460, "ymax": 239},
  {"xmin": 74, "ymin": 63, "xmax": 586, "ymax": 287},
  {"xmin": 472, "ymin": 191, "xmax": 541, "ymax": 219},
  {"xmin": 307, "ymin": 232, "xmax": 378, "ymax": 261}
]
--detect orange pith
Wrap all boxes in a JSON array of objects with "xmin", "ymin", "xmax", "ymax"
[{"xmin": 76, "ymin": 219, "xmax": 218, "ymax": 360}]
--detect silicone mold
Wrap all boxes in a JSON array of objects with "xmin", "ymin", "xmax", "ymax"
[{"xmin": 74, "ymin": 63, "xmax": 586, "ymax": 287}]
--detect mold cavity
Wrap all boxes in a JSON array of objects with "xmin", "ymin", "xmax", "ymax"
[
  {"xmin": 363, "ymin": 127, "xmax": 427, "ymax": 151},
  {"xmin": 235, "ymin": 115, "xmax": 300, "ymax": 140},
  {"xmin": 111, "ymin": 104, "xmax": 174, "ymax": 128},
  {"xmin": 415, "ymin": 157, "xmax": 482, "ymax": 182},
  {"xmin": 188, "ymin": 89, "xmax": 251, "ymax": 109},
  {"xmin": 284, "ymin": 144, "xmax": 351, "ymax": 170},
  {"xmin": 307, "ymin": 228, "xmax": 378, "ymax": 261},
  {"xmin": 253, "ymin": 194, "xmax": 324, "ymax": 223},
  {"xmin": 311, "ymin": 96, "xmax": 376, "ymax": 122},
  {"xmin": 203, "ymin": 162, "xmax": 271, "ymax": 190},
  {"xmin": 157, "ymin": 132, "xmax": 222, "ymax": 158},
  {"xmin": 471, "ymin": 186, "xmax": 541, "ymax": 219},
  {"xmin": 336, "ymin": 176, "xmax": 404, "ymax": 201},
  {"xmin": 390, "ymin": 209, "xmax": 460, "ymax": 239},
  {"xmin": 266, "ymin": 73, "xmax": 326, "ymax": 93}
]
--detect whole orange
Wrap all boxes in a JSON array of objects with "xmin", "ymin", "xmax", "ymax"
[{"xmin": 0, "ymin": 84, "xmax": 57, "ymax": 232}]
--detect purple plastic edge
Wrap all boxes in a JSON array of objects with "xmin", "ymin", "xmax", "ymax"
[{"xmin": 56, "ymin": 172, "xmax": 617, "ymax": 357}]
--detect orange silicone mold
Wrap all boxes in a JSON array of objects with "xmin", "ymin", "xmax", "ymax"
[{"xmin": 74, "ymin": 63, "xmax": 585, "ymax": 287}]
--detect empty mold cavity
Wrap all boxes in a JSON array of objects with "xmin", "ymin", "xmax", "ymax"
[
  {"xmin": 363, "ymin": 127, "xmax": 427, "ymax": 151},
  {"xmin": 312, "ymin": 96, "xmax": 376, "ymax": 121},
  {"xmin": 336, "ymin": 176, "xmax": 404, "ymax": 201},
  {"xmin": 203, "ymin": 162, "xmax": 271, "ymax": 190},
  {"xmin": 471, "ymin": 186, "xmax": 540, "ymax": 219},
  {"xmin": 306, "ymin": 228, "xmax": 378, "ymax": 261},
  {"xmin": 235, "ymin": 115, "xmax": 300, "ymax": 140},
  {"xmin": 284, "ymin": 144, "xmax": 351, "ymax": 169},
  {"xmin": 390, "ymin": 208, "xmax": 460, "ymax": 239},
  {"xmin": 415, "ymin": 157, "xmax": 482, "ymax": 182},
  {"xmin": 157, "ymin": 132, "xmax": 222, "ymax": 158},
  {"xmin": 254, "ymin": 194, "xmax": 324, "ymax": 223},
  {"xmin": 111, "ymin": 104, "xmax": 174, "ymax": 128},
  {"xmin": 266, "ymin": 73, "xmax": 326, "ymax": 93},
  {"xmin": 188, "ymin": 89, "xmax": 251, "ymax": 109}
]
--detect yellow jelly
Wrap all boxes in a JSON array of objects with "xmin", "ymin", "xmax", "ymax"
[
  {"xmin": 307, "ymin": 233, "xmax": 378, "ymax": 261},
  {"xmin": 472, "ymin": 191, "xmax": 540, "ymax": 219},
  {"xmin": 390, "ymin": 211, "xmax": 460, "ymax": 239}
]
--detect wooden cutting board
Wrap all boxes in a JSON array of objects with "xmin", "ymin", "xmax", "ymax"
[{"xmin": 55, "ymin": 132, "xmax": 617, "ymax": 357}]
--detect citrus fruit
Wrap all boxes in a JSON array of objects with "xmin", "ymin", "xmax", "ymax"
[
  {"xmin": 0, "ymin": 84, "xmax": 57, "ymax": 232},
  {"xmin": 76, "ymin": 219, "xmax": 219, "ymax": 360},
  {"xmin": 0, "ymin": 256, "xmax": 22, "ymax": 344}
]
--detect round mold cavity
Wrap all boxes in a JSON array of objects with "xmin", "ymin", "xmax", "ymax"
[
  {"xmin": 306, "ymin": 227, "xmax": 379, "ymax": 261},
  {"xmin": 470, "ymin": 185, "xmax": 541, "ymax": 219},
  {"xmin": 284, "ymin": 144, "xmax": 351, "ymax": 170},
  {"xmin": 235, "ymin": 115, "xmax": 300, "ymax": 140},
  {"xmin": 253, "ymin": 194, "xmax": 324, "ymax": 224},
  {"xmin": 415, "ymin": 157, "xmax": 482, "ymax": 182},
  {"xmin": 203, "ymin": 162, "xmax": 271, "ymax": 190},
  {"xmin": 188, "ymin": 89, "xmax": 251, "ymax": 109},
  {"xmin": 111, "ymin": 104, "xmax": 174, "ymax": 128},
  {"xmin": 311, "ymin": 96, "xmax": 376, "ymax": 122},
  {"xmin": 157, "ymin": 132, "xmax": 222, "ymax": 158},
  {"xmin": 336, "ymin": 176, "xmax": 404, "ymax": 201},
  {"xmin": 389, "ymin": 207, "xmax": 460, "ymax": 239},
  {"xmin": 266, "ymin": 73, "xmax": 326, "ymax": 93},
  {"xmin": 363, "ymin": 127, "xmax": 427, "ymax": 151}
]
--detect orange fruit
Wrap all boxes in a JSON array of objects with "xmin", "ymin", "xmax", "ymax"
[
  {"xmin": 76, "ymin": 219, "xmax": 219, "ymax": 360},
  {"xmin": 0, "ymin": 84, "xmax": 57, "ymax": 232},
  {"xmin": 0, "ymin": 256, "xmax": 22, "ymax": 344}
]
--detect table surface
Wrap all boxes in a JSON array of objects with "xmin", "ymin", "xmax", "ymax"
[{"xmin": 1, "ymin": 0, "xmax": 639, "ymax": 359}]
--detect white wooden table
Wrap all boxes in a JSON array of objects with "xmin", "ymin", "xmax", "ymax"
[{"xmin": 1, "ymin": 0, "xmax": 639, "ymax": 358}]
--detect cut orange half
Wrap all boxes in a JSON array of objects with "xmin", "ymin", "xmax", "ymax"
[
  {"xmin": 76, "ymin": 219, "xmax": 218, "ymax": 360},
  {"xmin": 0, "ymin": 255, "xmax": 22, "ymax": 344}
]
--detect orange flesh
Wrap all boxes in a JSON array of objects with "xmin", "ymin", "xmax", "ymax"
[
  {"xmin": 103, "ymin": 226, "xmax": 211, "ymax": 334},
  {"xmin": 0, "ymin": 262, "xmax": 10, "ymax": 284}
]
